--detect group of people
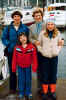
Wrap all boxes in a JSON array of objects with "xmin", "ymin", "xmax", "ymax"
[{"xmin": 1, "ymin": 8, "xmax": 64, "ymax": 100}]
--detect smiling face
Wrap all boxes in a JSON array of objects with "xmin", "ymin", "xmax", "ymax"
[
  {"xmin": 19, "ymin": 34, "xmax": 27, "ymax": 45},
  {"xmin": 34, "ymin": 12, "xmax": 43, "ymax": 22},
  {"xmin": 47, "ymin": 22, "xmax": 55, "ymax": 31},
  {"xmin": 13, "ymin": 15, "xmax": 21, "ymax": 25}
]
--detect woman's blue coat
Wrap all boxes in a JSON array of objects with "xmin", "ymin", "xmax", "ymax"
[{"xmin": 2, "ymin": 21, "xmax": 29, "ymax": 52}]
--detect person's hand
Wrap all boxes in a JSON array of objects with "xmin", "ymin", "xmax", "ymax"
[
  {"xmin": 34, "ymin": 40, "xmax": 40, "ymax": 46},
  {"xmin": 61, "ymin": 38, "xmax": 64, "ymax": 46},
  {"xmin": 58, "ymin": 39, "xmax": 64, "ymax": 46}
]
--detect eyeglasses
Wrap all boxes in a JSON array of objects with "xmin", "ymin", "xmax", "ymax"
[{"xmin": 34, "ymin": 15, "xmax": 42, "ymax": 17}]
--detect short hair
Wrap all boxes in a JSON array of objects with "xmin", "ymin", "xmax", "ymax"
[
  {"xmin": 32, "ymin": 9, "xmax": 43, "ymax": 18},
  {"xmin": 11, "ymin": 11, "xmax": 23, "ymax": 18}
]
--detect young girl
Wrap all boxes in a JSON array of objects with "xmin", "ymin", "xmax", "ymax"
[
  {"xmin": 36, "ymin": 17, "xmax": 64, "ymax": 100},
  {"xmin": 12, "ymin": 32, "xmax": 38, "ymax": 100}
]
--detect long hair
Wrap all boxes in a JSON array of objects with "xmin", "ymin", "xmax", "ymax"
[
  {"xmin": 17, "ymin": 32, "xmax": 30, "ymax": 45},
  {"xmin": 44, "ymin": 25, "xmax": 59, "ymax": 38}
]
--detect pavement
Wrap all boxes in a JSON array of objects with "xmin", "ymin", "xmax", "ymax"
[{"xmin": 0, "ymin": 77, "xmax": 66, "ymax": 100}]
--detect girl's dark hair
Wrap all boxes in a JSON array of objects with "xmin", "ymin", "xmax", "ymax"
[{"xmin": 17, "ymin": 32, "xmax": 30, "ymax": 45}]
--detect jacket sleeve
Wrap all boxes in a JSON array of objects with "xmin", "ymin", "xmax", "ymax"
[
  {"xmin": 1, "ymin": 26, "xmax": 10, "ymax": 46},
  {"xmin": 12, "ymin": 47, "xmax": 17, "ymax": 72},
  {"xmin": 37, "ymin": 31, "xmax": 43, "ymax": 53},
  {"xmin": 28, "ymin": 25, "xmax": 34, "ymax": 42},
  {"xmin": 32, "ymin": 46, "xmax": 38, "ymax": 72},
  {"xmin": 57, "ymin": 32, "xmax": 64, "ymax": 51}
]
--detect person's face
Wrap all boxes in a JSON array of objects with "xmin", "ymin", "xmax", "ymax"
[
  {"xmin": 34, "ymin": 12, "xmax": 43, "ymax": 22},
  {"xmin": 13, "ymin": 15, "xmax": 21, "ymax": 25},
  {"xmin": 47, "ymin": 22, "xmax": 55, "ymax": 31},
  {"xmin": 19, "ymin": 35, "xmax": 27, "ymax": 44}
]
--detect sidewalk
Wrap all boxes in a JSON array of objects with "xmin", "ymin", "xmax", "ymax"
[{"xmin": 0, "ymin": 78, "xmax": 66, "ymax": 100}]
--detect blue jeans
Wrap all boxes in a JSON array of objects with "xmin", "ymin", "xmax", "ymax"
[{"xmin": 18, "ymin": 67, "xmax": 32, "ymax": 96}]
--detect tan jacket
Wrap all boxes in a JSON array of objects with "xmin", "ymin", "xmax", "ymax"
[
  {"xmin": 29, "ymin": 21, "xmax": 45, "ymax": 42},
  {"xmin": 37, "ymin": 30, "xmax": 62, "ymax": 58}
]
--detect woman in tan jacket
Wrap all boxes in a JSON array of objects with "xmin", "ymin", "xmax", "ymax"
[{"xmin": 29, "ymin": 8, "xmax": 45, "ymax": 94}]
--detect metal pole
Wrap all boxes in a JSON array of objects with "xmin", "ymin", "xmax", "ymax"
[
  {"xmin": 8, "ymin": 0, "xmax": 9, "ymax": 6},
  {"xmin": 51, "ymin": 0, "xmax": 52, "ymax": 3},
  {"xmin": 47, "ymin": 0, "xmax": 48, "ymax": 7},
  {"xmin": 17, "ymin": 0, "xmax": 19, "ymax": 7},
  {"xmin": 43, "ymin": 0, "xmax": 46, "ymax": 12},
  {"xmin": 58, "ymin": 0, "xmax": 60, "ymax": 3},
  {"xmin": 14, "ymin": 0, "xmax": 16, "ymax": 7},
  {"xmin": 22, "ymin": 0, "xmax": 24, "ymax": 8},
  {"xmin": 64, "ymin": 0, "xmax": 65, "ymax": 3},
  {"xmin": 15, "ymin": 0, "xmax": 17, "ymax": 6},
  {"xmin": 16, "ymin": 0, "xmax": 18, "ymax": 6},
  {"xmin": 1, "ymin": 0, "xmax": 3, "ymax": 14},
  {"xmin": 19, "ymin": 0, "xmax": 21, "ymax": 7},
  {"xmin": 26, "ymin": 0, "xmax": 27, "ymax": 6},
  {"xmin": 42, "ymin": 0, "xmax": 44, "ymax": 12},
  {"xmin": 37, "ymin": 0, "xmax": 38, "ymax": 6},
  {"xmin": 54, "ymin": 0, "xmax": 56, "ymax": 3},
  {"xmin": 52, "ymin": 0, "xmax": 54, "ymax": 3}
]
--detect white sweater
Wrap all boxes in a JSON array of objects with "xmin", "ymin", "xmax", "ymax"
[{"xmin": 37, "ymin": 30, "xmax": 62, "ymax": 58}]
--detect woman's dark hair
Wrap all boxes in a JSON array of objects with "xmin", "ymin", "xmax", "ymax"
[
  {"xmin": 17, "ymin": 32, "xmax": 30, "ymax": 45},
  {"xmin": 11, "ymin": 11, "xmax": 23, "ymax": 18}
]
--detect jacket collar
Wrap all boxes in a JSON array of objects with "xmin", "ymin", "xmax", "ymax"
[{"xmin": 10, "ymin": 21, "xmax": 23, "ymax": 27}]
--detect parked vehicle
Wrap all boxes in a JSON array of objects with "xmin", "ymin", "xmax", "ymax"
[
  {"xmin": 22, "ymin": 7, "xmax": 34, "ymax": 25},
  {"xmin": 43, "ymin": 3, "xmax": 66, "ymax": 27},
  {"xmin": 2, "ymin": 7, "xmax": 34, "ymax": 26}
]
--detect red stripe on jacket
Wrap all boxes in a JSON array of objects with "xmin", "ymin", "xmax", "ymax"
[{"xmin": 12, "ymin": 43, "xmax": 38, "ymax": 72}]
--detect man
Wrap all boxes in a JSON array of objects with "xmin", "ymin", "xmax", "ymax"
[{"xmin": 2, "ymin": 11, "xmax": 29, "ymax": 96}]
